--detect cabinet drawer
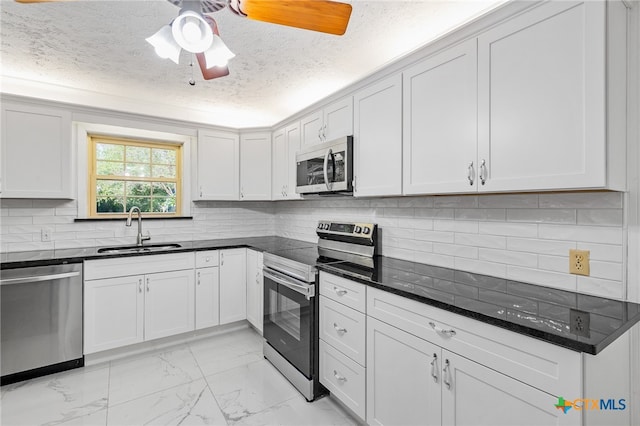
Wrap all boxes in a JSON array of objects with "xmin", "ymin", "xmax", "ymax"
[
  {"xmin": 195, "ymin": 250, "xmax": 219, "ymax": 268},
  {"xmin": 319, "ymin": 272, "xmax": 366, "ymax": 313},
  {"xmin": 319, "ymin": 339, "xmax": 366, "ymax": 421},
  {"xmin": 85, "ymin": 252, "xmax": 195, "ymax": 280},
  {"xmin": 367, "ymin": 286, "xmax": 581, "ymax": 398},
  {"xmin": 320, "ymin": 296, "xmax": 366, "ymax": 366}
]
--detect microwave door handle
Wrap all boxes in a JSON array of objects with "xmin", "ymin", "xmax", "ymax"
[{"xmin": 323, "ymin": 148, "xmax": 333, "ymax": 191}]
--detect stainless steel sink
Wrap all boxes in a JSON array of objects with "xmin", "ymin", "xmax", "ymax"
[{"xmin": 97, "ymin": 243, "xmax": 182, "ymax": 254}]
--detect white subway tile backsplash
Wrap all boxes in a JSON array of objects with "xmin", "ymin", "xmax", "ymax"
[
  {"xmin": 397, "ymin": 218, "xmax": 433, "ymax": 230},
  {"xmin": 398, "ymin": 197, "xmax": 434, "ymax": 208},
  {"xmin": 414, "ymin": 229, "xmax": 455, "ymax": 244},
  {"xmin": 538, "ymin": 224, "xmax": 623, "ymax": 245},
  {"xmin": 0, "ymin": 217, "xmax": 33, "ymax": 225},
  {"xmin": 454, "ymin": 258, "xmax": 507, "ymax": 278},
  {"xmin": 383, "ymin": 207, "xmax": 415, "ymax": 218},
  {"xmin": 506, "ymin": 208, "xmax": 576, "ymax": 224},
  {"xmin": 507, "ymin": 237, "xmax": 576, "ymax": 255},
  {"xmin": 54, "ymin": 208, "xmax": 78, "ymax": 216},
  {"xmin": 478, "ymin": 194, "xmax": 539, "ymax": 209},
  {"xmin": 455, "ymin": 233, "xmax": 506, "ymax": 249},
  {"xmin": 1, "ymin": 209, "xmax": 8, "ymax": 217},
  {"xmin": 6, "ymin": 241, "xmax": 54, "ymax": 252},
  {"xmin": 537, "ymin": 254, "xmax": 567, "ymax": 273},
  {"xmin": 577, "ymin": 209, "xmax": 623, "ymax": 227},
  {"xmin": 455, "ymin": 209, "xmax": 506, "ymax": 221},
  {"xmin": 1, "ymin": 234, "xmax": 34, "ymax": 243},
  {"xmin": 479, "ymin": 248, "xmax": 537, "ymax": 268},
  {"xmin": 0, "ymin": 200, "xmax": 34, "ymax": 208},
  {"xmin": 539, "ymin": 192, "xmax": 623, "ymax": 209},
  {"xmin": 434, "ymin": 195, "xmax": 478, "ymax": 208},
  {"xmin": 434, "ymin": 220, "xmax": 479, "ymax": 233},
  {"xmin": 51, "ymin": 232, "xmax": 79, "ymax": 241},
  {"xmin": 433, "ymin": 243, "xmax": 478, "ymax": 259},
  {"xmin": 414, "ymin": 251, "xmax": 454, "ymax": 269},
  {"xmin": 577, "ymin": 276, "xmax": 624, "ymax": 300},
  {"xmin": 9, "ymin": 208, "xmax": 55, "ymax": 217},
  {"xmin": 32, "ymin": 216, "xmax": 75, "ymax": 224},
  {"xmin": 479, "ymin": 222, "xmax": 538, "ymax": 238},
  {"xmin": 32, "ymin": 199, "xmax": 77, "ymax": 208},
  {"xmin": 414, "ymin": 208, "xmax": 455, "ymax": 219},
  {"xmin": 589, "ymin": 260, "xmax": 624, "ymax": 281},
  {"xmin": 579, "ymin": 243, "xmax": 623, "ymax": 262}
]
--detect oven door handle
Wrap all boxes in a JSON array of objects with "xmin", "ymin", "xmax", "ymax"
[
  {"xmin": 0, "ymin": 271, "xmax": 80, "ymax": 286},
  {"xmin": 263, "ymin": 268, "xmax": 315, "ymax": 300}
]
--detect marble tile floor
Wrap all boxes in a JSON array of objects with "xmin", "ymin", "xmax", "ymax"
[{"xmin": 0, "ymin": 327, "xmax": 358, "ymax": 426}]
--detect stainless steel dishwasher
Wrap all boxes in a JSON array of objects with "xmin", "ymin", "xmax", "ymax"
[{"xmin": 1, "ymin": 262, "xmax": 84, "ymax": 385}]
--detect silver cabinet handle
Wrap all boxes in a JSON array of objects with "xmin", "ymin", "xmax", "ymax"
[
  {"xmin": 333, "ymin": 323, "xmax": 347, "ymax": 334},
  {"xmin": 480, "ymin": 159, "xmax": 487, "ymax": 186},
  {"xmin": 221, "ymin": 252, "xmax": 224, "ymax": 266},
  {"xmin": 443, "ymin": 359, "xmax": 452, "ymax": 390},
  {"xmin": 322, "ymin": 124, "xmax": 327, "ymax": 140},
  {"xmin": 197, "ymin": 271, "xmax": 201, "ymax": 286},
  {"xmin": 199, "ymin": 186, "xmax": 203, "ymax": 198},
  {"xmin": 333, "ymin": 370, "xmax": 347, "ymax": 382},
  {"xmin": 146, "ymin": 277, "xmax": 150, "ymax": 292},
  {"xmin": 318, "ymin": 127, "xmax": 322, "ymax": 141},
  {"xmin": 138, "ymin": 278, "xmax": 142, "ymax": 293},
  {"xmin": 467, "ymin": 161, "xmax": 474, "ymax": 186},
  {"xmin": 323, "ymin": 148, "xmax": 333, "ymax": 191},
  {"xmin": 352, "ymin": 175, "xmax": 357, "ymax": 193},
  {"xmin": 429, "ymin": 322, "xmax": 456, "ymax": 338},
  {"xmin": 333, "ymin": 286, "xmax": 347, "ymax": 296},
  {"xmin": 430, "ymin": 353, "xmax": 439, "ymax": 383}
]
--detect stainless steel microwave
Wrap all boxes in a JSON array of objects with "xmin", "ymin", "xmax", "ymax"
[{"xmin": 295, "ymin": 136, "xmax": 353, "ymax": 195}]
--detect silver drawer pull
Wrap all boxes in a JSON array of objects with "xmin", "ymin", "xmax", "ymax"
[
  {"xmin": 333, "ymin": 370, "xmax": 347, "ymax": 382},
  {"xmin": 429, "ymin": 322, "xmax": 456, "ymax": 338},
  {"xmin": 333, "ymin": 286, "xmax": 347, "ymax": 296},
  {"xmin": 333, "ymin": 323, "xmax": 347, "ymax": 334}
]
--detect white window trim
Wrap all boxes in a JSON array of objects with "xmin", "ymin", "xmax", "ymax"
[{"xmin": 75, "ymin": 122, "xmax": 192, "ymax": 218}]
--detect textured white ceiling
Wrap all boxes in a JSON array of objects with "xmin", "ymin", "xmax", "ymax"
[{"xmin": 1, "ymin": 0, "xmax": 505, "ymax": 128}]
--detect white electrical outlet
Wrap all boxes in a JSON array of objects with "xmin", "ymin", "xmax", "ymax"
[{"xmin": 41, "ymin": 228, "xmax": 52, "ymax": 242}]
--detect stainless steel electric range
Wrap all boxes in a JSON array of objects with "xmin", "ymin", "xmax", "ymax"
[{"xmin": 262, "ymin": 221, "xmax": 378, "ymax": 401}]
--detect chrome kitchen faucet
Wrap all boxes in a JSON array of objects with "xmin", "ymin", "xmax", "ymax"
[{"xmin": 126, "ymin": 206, "xmax": 151, "ymax": 246}]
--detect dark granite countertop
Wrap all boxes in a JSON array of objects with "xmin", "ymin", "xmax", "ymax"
[
  {"xmin": 0, "ymin": 236, "xmax": 316, "ymax": 269},
  {"xmin": 3, "ymin": 238, "xmax": 638, "ymax": 355},
  {"xmin": 318, "ymin": 256, "xmax": 640, "ymax": 355}
]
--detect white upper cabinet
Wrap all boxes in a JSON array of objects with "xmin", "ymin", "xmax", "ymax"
[
  {"xmin": 477, "ymin": 0, "xmax": 626, "ymax": 192},
  {"xmin": 353, "ymin": 74, "xmax": 402, "ymax": 197},
  {"xmin": 240, "ymin": 132, "xmax": 271, "ymax": 200},
  {"xmin": 195, "ymin": 129, "xmax": 240, "ymax": 200},
  {"xmin": 403, "ymin": 40, "xmax": 477, "ymax": 195},
  {"xmin": 300, "ymin": 97, "xmax": 353, "ymax": 148},
  {"xmin": 271, "ymin": 122, "xmax": 301, "ymax": 200},
  {"xmin": 1, "ymin": 101, "xmax": 73, "ymax": 198}
]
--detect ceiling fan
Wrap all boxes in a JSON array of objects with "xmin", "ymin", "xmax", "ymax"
[{"xmin": 14, "ymin": 0, "xmax": 353, "ymax": 81}]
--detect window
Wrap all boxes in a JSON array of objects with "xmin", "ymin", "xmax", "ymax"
[{"xmin": 88, "ymin": 136, "xmax": 182, "ymax": 217}]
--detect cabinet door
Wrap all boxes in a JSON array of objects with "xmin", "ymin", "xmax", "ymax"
[
  {"xmin": 441, "ymin": 350, "xmax": 572, "ymax": 426},
  {"xmin": 284, "ymin": 122, "xmax": 301, "ymax": 199},
  {"xmin": 195, "ymin": 267, "xmax": 220, "ymax": 330},
  {"xmin": 1, "ymin": 102, "xmax": 72, "ymax": 198},
  {"xmin": 403, "ymin": 39, "xmax": 477, "ymax": 195},
  {"xmin": 353, "ymin": 74, "xmax": 402, "ymax": 197},
  {"xmin": 477, "ymin": 1, "xmax": 606, "ymax": 192},
  {"xmin": 144, "ymin": 270, "xmax": 195, "ymax": 340},
  {"xmin": 245, "ymin": 249, "xmax": 264, "ymax": 333},
  {"xmin": 219, "ymin": 248, "xmax": 247, "ymax": 324},
  {"xmin": 271, "ymin": 127, "xmax": 287, "ymax": 200},
  {"xmin": 323, "ymin": 97, "xmax": 353, "ymax": 142},
  {"xmin": 367, "ymin": 317, "xmax": 441, "ymax": 426},
  {"xmin": 240, "ymin": 132, "xmax": 271, "ymax": 200},
  {"xmin": 196, "ymin": 130, "xmax": 239, "ymax": 200},
  {"xmin": 84, "ymin": 275, "xmax": 144, "ymax": 354},
  {"xmin": 300, "ymin": 110, "xmax": 324, "ymax": 148}
]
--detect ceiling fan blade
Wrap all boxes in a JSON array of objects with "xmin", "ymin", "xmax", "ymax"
[
  {"xmin": 196, "ymin": 53, "xmax": 230, "ymax": 80},
  {"xmin": 237, "ymin": 0, "xmax": 352, "ymax": 36}
]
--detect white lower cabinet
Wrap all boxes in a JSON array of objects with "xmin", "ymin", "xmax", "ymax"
[
  {"xmin": 143, "ymin": 270, "xmax": 195, "ymax": 341},
  {"xmin": 84, "ymin": 275, "xmax": 144, "ymax": 354},
  {"xmin": 367, "ymin": 317, "xmax": 566, "ymax": 426},
  {"xmin": 246, "ymin": 249, "xmax": 264, "ymax": 333},
  {"xmin": 319, "ymin": 272, "xmax": 367, "ymax": 420},
  {"xmin": 195, "ymin": 250, "xmax": 220, "ymax": 330},
  {"xmin": 84, "ymin": 253, "xmax": 195, "ymax": 354},
  {"xmin": 219, "ymin": 248, "xmax": 247, "ymax": 324}
]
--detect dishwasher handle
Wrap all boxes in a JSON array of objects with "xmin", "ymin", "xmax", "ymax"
[{"xmin": 0, "ymin": 271, "xmax": 81, "ymax": 286}]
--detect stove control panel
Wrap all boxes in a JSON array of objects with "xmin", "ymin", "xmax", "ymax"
[{"xmin": 316, "ymin": 221, "xmax": 376, "ymax": 239}]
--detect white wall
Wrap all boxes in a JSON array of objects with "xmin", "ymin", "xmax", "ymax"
[{"xmin": 275, "ymin": 192, "xmax": 625, "ymax": 300}]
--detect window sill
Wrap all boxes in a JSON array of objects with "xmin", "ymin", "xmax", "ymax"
[{"xmin": 74, "ymin": 216, "xmax": 193, "ymax": 222}]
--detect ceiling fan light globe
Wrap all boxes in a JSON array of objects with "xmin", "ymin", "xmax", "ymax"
[
  {"xmin": 172, "ymin": 10, "xmax": 214, "ymax": 53},
  {"xmin": 146, "ymin": 25, "xmax": 181, "ymax": 65},
  {"xmin": 203, "ymin": 35, "xmax": 235, "ymax": 69}
]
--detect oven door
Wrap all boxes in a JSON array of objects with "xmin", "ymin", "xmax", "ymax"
[{"xmin": 263, "ymin": 267, "xmax": 315, "ymax": 378}]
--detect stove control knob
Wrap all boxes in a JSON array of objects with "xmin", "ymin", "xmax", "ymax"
[
  {"xmin": 318, "ymin": 223, "xmax": 323, "ymax": 229},
  {"xmin": 354, "ymin": 226, "xmax": 362, "ymax": 233},
  {"xmin": 363, "ymin": 227, "xmax": 371, "ymax": 235},
  {"xmin": 324, "ymin": 223, "xmax": 330, "ymax": 230}
]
